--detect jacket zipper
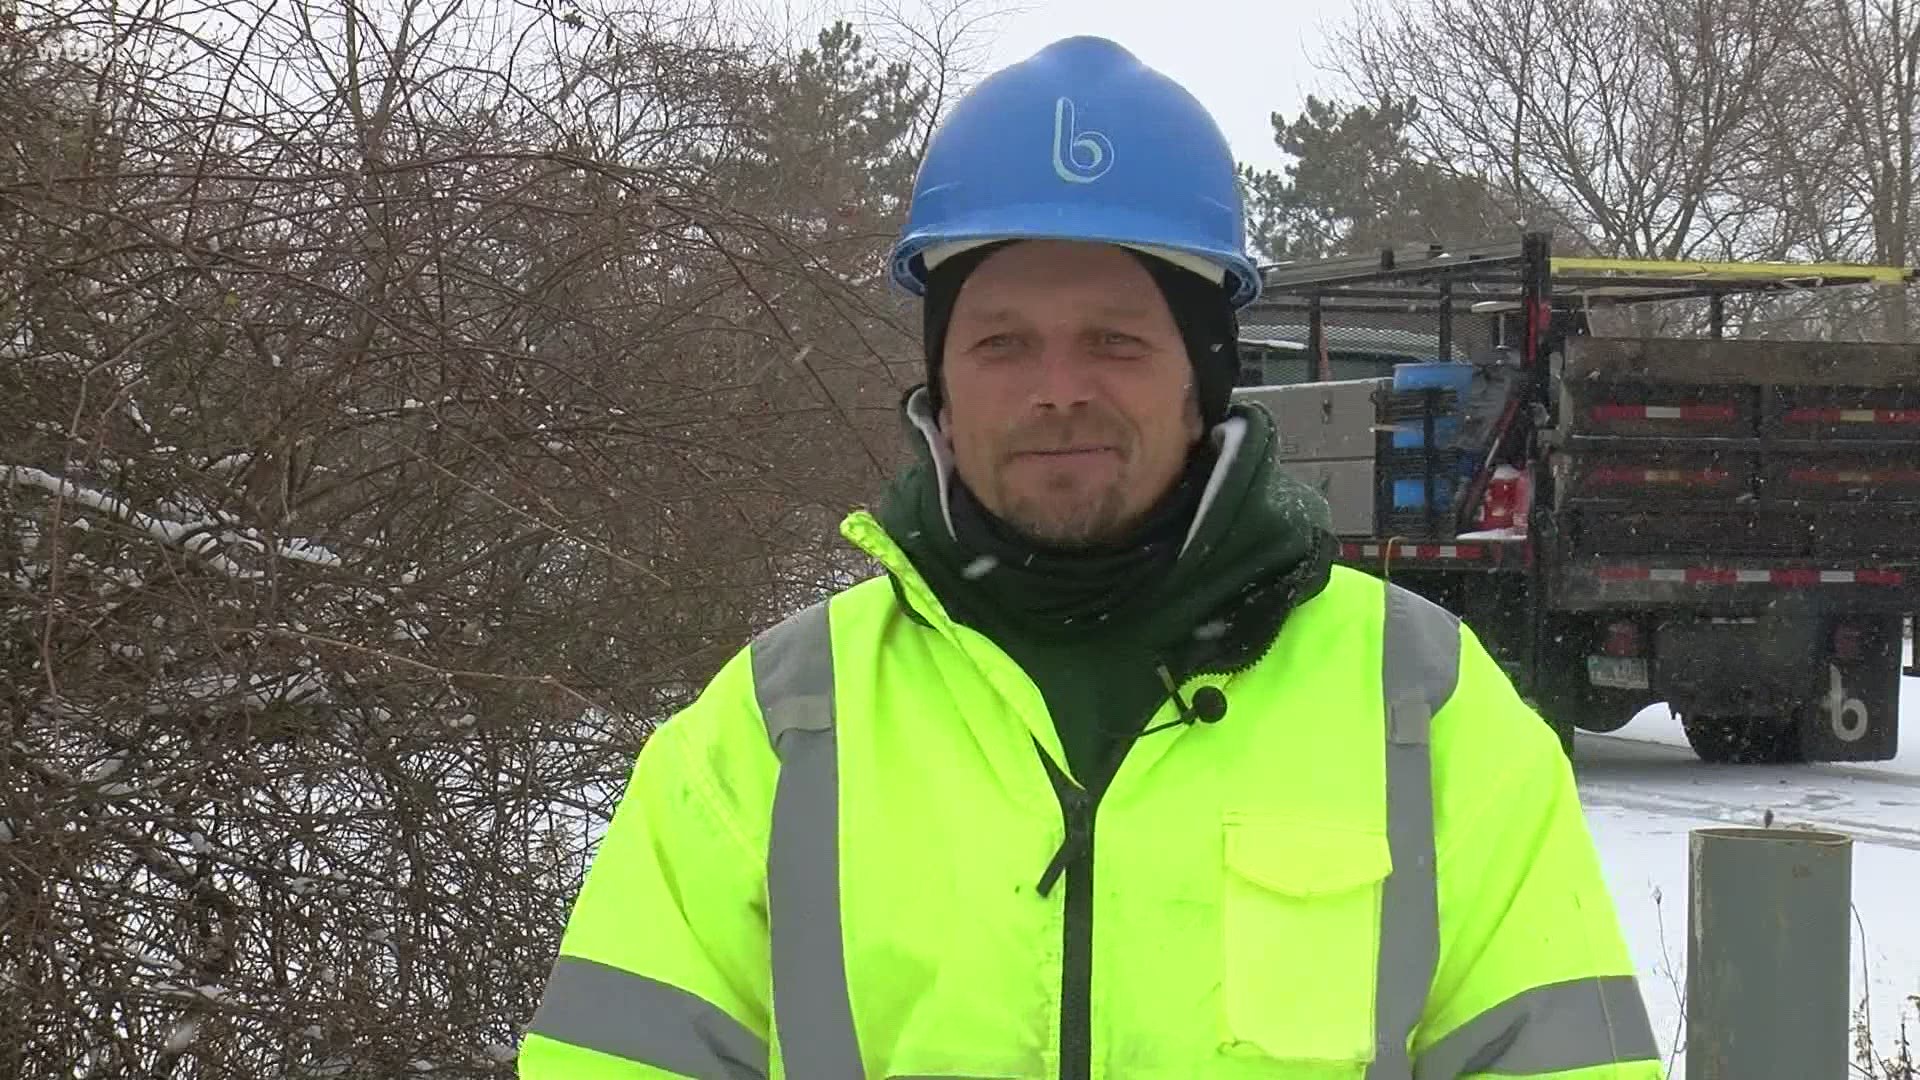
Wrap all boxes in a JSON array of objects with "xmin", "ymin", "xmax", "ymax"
[
  {"xmin": 1028, "ymin": 621, "xmax": 1288, "ymax": 1080},
  {"xmin": 1037, "ymin": 755, "xmax": 1096, "ymax": 1080}
]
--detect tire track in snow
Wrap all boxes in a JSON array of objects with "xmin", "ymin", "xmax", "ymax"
[
  {"xmin": 1574, "ymin": 734, "xmax": 1920, "ymax": 852},
  {"xmin": 1578, "ymin": 787, "xmax": 1920, "ymax": 853},
  {"xmin": 1589, "ymin": 732, "xmax": 1920, "ymax": 792}
]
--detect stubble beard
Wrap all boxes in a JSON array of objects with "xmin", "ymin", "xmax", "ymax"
[
  {"xmin": 997, "ymin": 470, "xmax": 1135, "ymax": 549},
  {"xmin": 962, "ymin": 405, "xmax": 1147, "ymax": 548}
]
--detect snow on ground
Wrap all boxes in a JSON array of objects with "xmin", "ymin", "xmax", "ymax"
[{"xmin": 1577, "ymin": 644, "xmax": 1920, "ymax": 1076}]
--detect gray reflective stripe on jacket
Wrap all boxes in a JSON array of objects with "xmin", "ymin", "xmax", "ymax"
[
  {"xmin": 752, "ymin": 598, "xmax": 863, "ymax": 1079},
  {"xmin": 526, "ymin": 955, "xmax": 768, "ymax": 1078},
  {"xmin": 1366, "ymin": 584, "xmax": 1457, "ymax": 1079},
  {"xmin": 1413, "ymin": 974, "xmax": 1659, "ymax": 1079}
]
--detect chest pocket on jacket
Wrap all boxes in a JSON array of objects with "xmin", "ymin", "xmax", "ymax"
[{"xmin": 1220, "ymin": 816, "xmax": 1393, "ymax": 1068}]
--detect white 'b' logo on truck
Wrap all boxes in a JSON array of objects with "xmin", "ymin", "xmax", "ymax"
[
  {"xmin": 1052, "ymin": 98, "xmax": 1113, "ymax": 184},
  {"xmin": 1825, "ymin": 663, "xmax": 1870, "ymax": 742}
]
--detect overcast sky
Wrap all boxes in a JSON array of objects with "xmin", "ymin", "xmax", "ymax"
[{"xmin": 974, "ymin": 0, "xmax": 1349, "ymax": 174}]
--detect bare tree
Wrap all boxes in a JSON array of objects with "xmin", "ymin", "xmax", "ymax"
[
  {"xmin": 1767, "ymin": 0, "xmax": 1920, "ymax": 335},
  {"xmin": 1330, "ymin": 0, "xmax": 1813, "ymax": 260},
  {"xmin": 854, "ymin": 0, "xmax": 1018, "ymax": 159},
  {"xmin": 0, "ymin": 0, "xmax": 985, "ymax": 1074}
]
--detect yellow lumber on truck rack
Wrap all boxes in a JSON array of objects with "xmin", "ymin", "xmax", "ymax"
[
  {"xmin": 1550, "ymin": 255, "xmax": 1915, "ymax": 286},
  {"xmin": 1253, "ymin": 239, "xmax": 1916, "ymax": 316}
]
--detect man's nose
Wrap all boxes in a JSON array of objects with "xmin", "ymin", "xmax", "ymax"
[{"xmin": 1027, "ymin": 340, "xmax": 1096, "ymax": 409}]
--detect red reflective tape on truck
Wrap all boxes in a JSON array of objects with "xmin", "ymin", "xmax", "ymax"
[
  {"xmin": 1590, "ymin": 564, "xmax": 1906, "ymax": 586},
  {"xmin": 1590, "ymin": 404, "xmax": 1738, "ymax": 423},
  {"xmin": 1784, "ymin": 407, "xmax": 1920, "ymax": 425},
  {"xmin": 1342, "ymin": 543, "xmax": 1488, "ymax": 561},
  {"xmin": 1587, "ymin": 466, "xmax": 1732, "ymax": 485}
]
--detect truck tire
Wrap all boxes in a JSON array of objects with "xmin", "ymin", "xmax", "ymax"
[{"xmin": 1679, "ymin": 714, "xmax": 1803, "ymax": 765}]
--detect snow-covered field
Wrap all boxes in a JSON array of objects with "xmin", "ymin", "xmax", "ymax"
[{"xmin": 1577, "ymin": 647, "xmax": 1920, "ymax": 1075}]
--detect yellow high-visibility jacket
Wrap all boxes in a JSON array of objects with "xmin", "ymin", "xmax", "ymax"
[{"xmin": 519, "ymin": 510, "xmax": 1663, "ymax": 1080}]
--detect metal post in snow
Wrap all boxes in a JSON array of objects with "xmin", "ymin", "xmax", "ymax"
[{"xmin": 1686, "ymin": 826, "xmax": 1853, "ymax": 1080}]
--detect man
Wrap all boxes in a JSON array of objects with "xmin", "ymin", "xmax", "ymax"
[{"xmin": 519, "ymin": 35, "xmax": 1663, "ymax": 1080}]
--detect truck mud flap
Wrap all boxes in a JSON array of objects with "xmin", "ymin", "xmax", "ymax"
[
  {"xmin": 1797, "ymin": 615, "xmax": 1904, "ymax": 762},
  {"xmin": 1655, "ymin": 613, "xmax": 1903, "ymax": 763}
]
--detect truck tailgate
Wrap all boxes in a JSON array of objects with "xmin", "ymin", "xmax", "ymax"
[{"xmin": 1547, "ymin": 337, "xmax": 1920, "ymax": 606}]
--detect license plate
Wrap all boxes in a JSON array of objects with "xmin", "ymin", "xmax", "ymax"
[{"xmin": 1587, "ymin": 656, "xmax": 1650, "ymax": 691}]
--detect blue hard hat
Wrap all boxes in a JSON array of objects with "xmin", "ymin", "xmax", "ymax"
[{"xmin": 889, "ymin": 36, "xmax": 1260, "ymax": 308}]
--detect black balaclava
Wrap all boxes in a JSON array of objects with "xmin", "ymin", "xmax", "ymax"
[
  {"xmin": 902, "ymin": 240, "xmax": 1242, "ymax": 629},
  {"xmin": 920, "ymin": 242, "xmax": 1242, "ymax": 429}
]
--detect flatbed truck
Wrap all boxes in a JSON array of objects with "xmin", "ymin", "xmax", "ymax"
[{"xmin": 1234, "ymin": 233, "xmax": 1920, "ymax": 763}]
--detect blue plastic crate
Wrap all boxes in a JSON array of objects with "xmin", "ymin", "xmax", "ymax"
[
  {"xmin": 1391, "ymin": 474, "xmax": 1464, "ymax": 511},
  {"xmin": 1390, "ymin": 415, "xmax": 1463, "ymax": 449},
  {"xmin": 1392, "ymin": 361, "xmax": 1476, "ymax": 395},
  {"xmin": 1385, "ymin": 450, "xmax": 1478, "ymax": 510}
]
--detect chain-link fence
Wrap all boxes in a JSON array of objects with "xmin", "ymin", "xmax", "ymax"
[{"xmin": 1237, "ymin": 306, "xmax": 1495, "ymax": 388}]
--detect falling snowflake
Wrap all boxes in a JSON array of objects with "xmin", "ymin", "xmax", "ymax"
[
  {"xmin": 163, "ymin": 1019, "xmax": 202, "ymax": 1053},
  {"xmin": 1193, "ymin": 619, "xmax": 1231, "ymax": 641}
]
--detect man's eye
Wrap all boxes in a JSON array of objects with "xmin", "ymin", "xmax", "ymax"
[
  {"xmin": 974, "ymin": 333, "xmax": 1017, "ymax": 351},
  {"xmin": 1099, "ymin": 332, "xmax": 1146, "ymax": 350}
]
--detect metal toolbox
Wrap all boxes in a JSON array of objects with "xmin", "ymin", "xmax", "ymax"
[
  {"xmin": 1235, "ymin": 379, "xmax": 1390, "ymax": 462},
  {"xmin": 1278, "ymin": 458, "xmax": 1378, "ymax": 536}
]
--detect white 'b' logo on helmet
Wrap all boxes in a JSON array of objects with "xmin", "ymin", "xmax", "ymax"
[{"xmin": 1052, "ymin": 97, "xmax": 1114, "ymax": 184}]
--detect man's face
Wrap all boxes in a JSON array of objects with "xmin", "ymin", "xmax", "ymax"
[{"xmin": 938, "ymin": 240, "xmax": 1203, "ymax": 548}]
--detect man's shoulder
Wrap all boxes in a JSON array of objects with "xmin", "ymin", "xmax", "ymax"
[
  {"xmin": 743, "ymin": 573, "xmax": 901, "ymax": 649},
  {"xmin": 657, "ymin": 577, "xmax": 906, "ymax": 731},
  {"xmin": 1290, "ymin": 568, "xmax": 1543, "ymax": 754},
  {"xmin": 1280, "ymin": 563, "xmax": 1408, "ymax": 643},
  {"xmin": 1310, "ymin": 563, "xmax": 1463, "ymax": 618},
  {"xmin": 643, "ymin": 579, "xmax": 902, "ymax": 789}
]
